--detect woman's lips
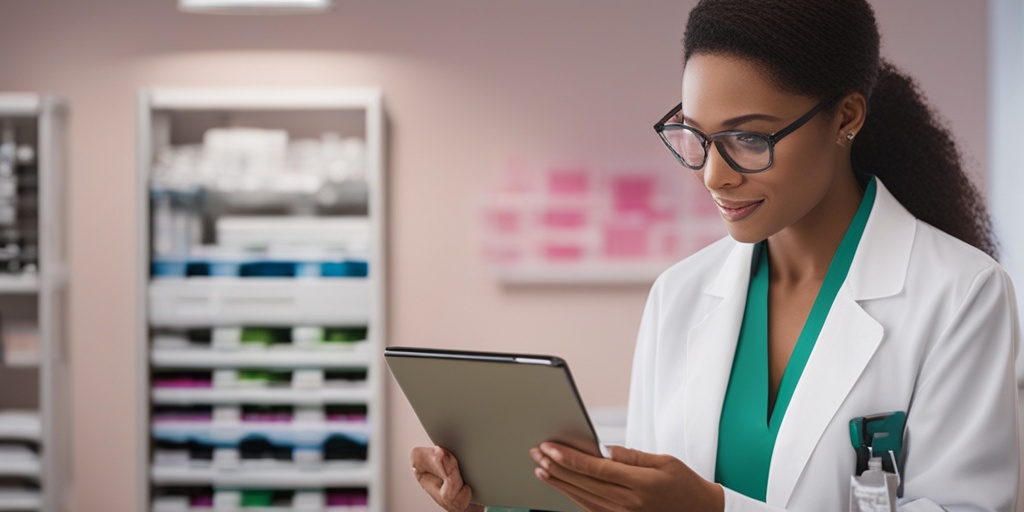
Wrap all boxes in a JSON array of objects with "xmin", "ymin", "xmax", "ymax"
[{"xmin": 714, "ymin": 197, "xmax": 764, "ymax": 222}]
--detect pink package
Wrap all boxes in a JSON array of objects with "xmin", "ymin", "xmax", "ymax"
[
  {"xmin": 610, "ymin": 175, "xmax": 656, "ymax": 217},
  {"xmin": 543, "ymin": 242, "xmax": 585, "ymax": 262},
  {"xmin": 542, "ymin": 208, "xmax": 587, "ymax": 230},
  {"xmin": 547, "ymin": 167, "xmax": 590, "ymax": 196}
]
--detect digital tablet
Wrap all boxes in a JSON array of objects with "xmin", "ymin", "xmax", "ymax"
[{"xmin": 384, "ymin": 347, "xmax": 601, "ymax": 512}]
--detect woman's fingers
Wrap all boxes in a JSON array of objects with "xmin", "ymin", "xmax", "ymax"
[
  {"xmin": 411, "ymin": 446, "xmax": 479, "ymax": 511},
  {"xmin": 415, "ymin": 471, "xmax": 477, "ymax": 512},
  {"xmin": 423, "ymin": 448, "xmax": 463, "ymax": 498},
  {"xmin": 533, "ymin": 443, "xmax": 724, "ymax": 512},
  {"xmin": 451, "ymin": 483, "xmax": 479, "ymax": 511},
  {"xmin": 415, "ymin": 470, "xmax": 444, "ymax": 493},
  {"xmin": 533, "ymin": 444, "xmax": 635, "ymax": 488},
  {"xmin": 531, "ymin": 446, "xmax": 637, "ymax": 509},
  {"xmin": 415, "ymin": 471, "xmax": 464, "ymax": 511},
  {"xmin": 535, "ymin": 465, "xmax": 622, "ymax": 512},
  {"xmin": 413, "ymin": 446, "xmax": 451, "ymax": 476}
]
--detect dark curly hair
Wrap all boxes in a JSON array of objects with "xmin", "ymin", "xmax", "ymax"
[{"xmin": 683, "ymin": 0, "xmax": 997, "ymax": 257}]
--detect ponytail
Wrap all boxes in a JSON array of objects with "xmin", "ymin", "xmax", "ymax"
[{"xmin": 853, "ymin": 62, "xmax": 997, "ymax": 258}]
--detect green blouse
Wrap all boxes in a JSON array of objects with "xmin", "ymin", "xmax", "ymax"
[{"xmin": 714, "ymin": 178, "xmax": 877, "ymax": 500}]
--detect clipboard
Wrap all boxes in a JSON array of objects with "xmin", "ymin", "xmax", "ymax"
[{"xmin": 384, "ymin": 347, "xmax": 601, "ymax": 512}]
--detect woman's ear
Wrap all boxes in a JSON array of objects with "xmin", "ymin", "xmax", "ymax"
[{"xmin": 835, "ymin": 92, "xmax": 868, "ymax": 145}]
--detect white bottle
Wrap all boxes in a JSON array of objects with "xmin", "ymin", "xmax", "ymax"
[{"xmin": 849, "ymin": 457, "xmax": 899, "ymax": 512}]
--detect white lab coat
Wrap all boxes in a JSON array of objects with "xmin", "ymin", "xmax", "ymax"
[{"xmin": 625, "ymin": 179, "xmax": 1021, "ymax": 511}]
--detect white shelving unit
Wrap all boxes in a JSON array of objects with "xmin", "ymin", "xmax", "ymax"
[
  {"xmin": 0, "ymin": 412, "xmax": 40, "ymax": 443},
  {"xmin": 148, "ymin": 278, "xmax": 370, "ymax": 326},
  {"xmin": 0, "ymin": 276, "xmax": 41, "ymax": 294},
  {"xmin": 0, "ymin": 459, "xmax": 41, "ymax": 479},
  {"xmin": 150, "ymin": 465, "xmax": 372, "ymax": 487},
  {"xmin": 152, "ymin": 419, "xmax": 370, "ymax": 440},
  {"xmin": 151, "ymin": 346, "xmax": 372, "ymax": 369},
  {"xmin": 0, "ymin": 490, "xmax": 42, "ymax": 512},
  {"xmin": 0, "ymin": 94, "xmax": 71, "ymax": 512},
  {"xmin": 151, "ymin": 387, "xmax": 372, "ymax": 406},
  {"xmin": 137, "ymin": 88, "xmax": 386, "ymax": 512}
]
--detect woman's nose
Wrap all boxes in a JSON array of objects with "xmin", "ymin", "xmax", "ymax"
[{"xmin": 702, "ymin": 142, "xmax": 743, "ymax": 191}]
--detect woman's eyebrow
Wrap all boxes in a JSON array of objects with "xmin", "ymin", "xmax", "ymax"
[{"xmin": 682, "ymin": 112, "xmax": 782, "ymax": 129}]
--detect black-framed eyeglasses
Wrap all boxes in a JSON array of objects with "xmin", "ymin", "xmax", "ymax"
[{"xmin": 653, "ymin": 93, "xmax": 842, "ymax": 174}]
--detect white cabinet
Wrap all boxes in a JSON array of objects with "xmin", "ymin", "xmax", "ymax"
[
  {"xmin": 137, "ymin": 88, "xmax": 386, "ymax": 512},
  {"xmin": 0, "ymin": 94, "xmax": 72, "ymax": 512}
]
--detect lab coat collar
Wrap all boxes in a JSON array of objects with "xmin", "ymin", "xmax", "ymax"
[
  {"xmin": 845, "ymin": 178, "xmax": 916, "ymax": 301},
  {"xmin": 686, "ymin": 178, "xmax": 915, "ymax": 506}
]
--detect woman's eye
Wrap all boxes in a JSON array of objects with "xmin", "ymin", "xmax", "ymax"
[{"xmin": 734, "ymin": 133, "xmax": 768, "ymax": 150}]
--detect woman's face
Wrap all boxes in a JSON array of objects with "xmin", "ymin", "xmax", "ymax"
[{"xmin": 681, "ymin": 53, "xmax": 845, "ymax": 244}]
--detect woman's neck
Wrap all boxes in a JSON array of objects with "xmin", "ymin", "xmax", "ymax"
[{"xmin": 766, "ymin": 171, "xmax": 865, "ymax": 285}]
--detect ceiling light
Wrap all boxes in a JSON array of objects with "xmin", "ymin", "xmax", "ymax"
[{"xmin": 178, "ymin": 0, "xmax": 334, "ymax": 15}]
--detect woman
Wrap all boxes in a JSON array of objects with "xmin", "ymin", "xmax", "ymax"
[{"xmin": 412, "ymin": 0, "xmax": 1021, "ymax": 510}]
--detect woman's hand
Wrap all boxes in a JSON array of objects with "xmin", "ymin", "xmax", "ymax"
[
  {"xmin": 530, "ymin": 442, "xmax": 725, "ymax": 512},
  {"xmin": 410, "ymin": 446, "xmax": 484, "ymax": 512}
]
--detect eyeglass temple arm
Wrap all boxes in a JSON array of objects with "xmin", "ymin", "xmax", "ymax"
[
  {"xmin": 769, "ymin": 93, "xmax": 843, "ymax": 142},
  {"xmin": 654, "ymin": 103, "xmax": 683, "ymax": 131}
]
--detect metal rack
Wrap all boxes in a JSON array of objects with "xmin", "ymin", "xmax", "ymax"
[
  {"xmin": 136, "ymin": 87, "xmax": 386, "ymax": 512},
  {"xmin": 0, "ymin": 94, "xmax": 72, "ymax": 512}
]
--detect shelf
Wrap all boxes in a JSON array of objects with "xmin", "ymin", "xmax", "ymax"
[
  {"xmin": 0, "ymin": 459, "xmax": 40, "ymax": 479},
  {"xmin": 494, "ymin": 264, "xmax": 670, "ymax": 285},
  {"xmin": 148, "ymin": 278, "xmax": 370, "ymax": 327},
  {"xmin": 0, "ymin": 275, "xmax": 40, "ymax": 294},
  {"xmin": 0, "ymin": 94, "xmax": 41, "ymax": 116},
  {"xmin": 153, "ymin": 507, "xmax": 366, "ymax": 512},
  {"xmin": 152, "ymin": 420, "xmax": 370, "ymax": 446},
  {"xmin": 202, "ymin": 186, "xmax": 369, "ymax": 215},
  {"xmin": 0, "ymin": 412, "xmax": 40, "ymax": 442},
  {"xmin": 216, "ymin": 216, "xmax": 370, "ymax": 250},
  {"xmin": 0, "ymin": 490, "xmax": 40, "ymax": 511},
  {"xmin": 150, "ymin": 346, "xmax": 371, "ymax": 369},
  {"xmin": 147, "ymin": 88, "xmax": 382, "ymax": 111},
  {"xmin": 152, "ymin": 387, "xmax": 370, "ymax": 406},
  {"xmin": 150, "ymin": 464, "xmax": 371, "ymax": 487},
  {"xmin": 150, "ymin": 256, "xmax": 368, "ymax": 280}
]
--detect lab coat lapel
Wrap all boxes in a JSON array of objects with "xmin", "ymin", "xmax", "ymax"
[
  {"xmin": 683, "ymin": 242, "xmax": 756, "ymax": 479},
  {"xmin": 765, "ymin": 179, "xmax": 915, "ymax": 507},
  {"xmin": 765, "ymin": 289, "xmax": 883, "ymax": 506}
]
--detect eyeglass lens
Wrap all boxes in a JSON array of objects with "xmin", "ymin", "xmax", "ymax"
[{"xmin": 661, "ymin": 127, "xmax": 772, "ymax": 172}]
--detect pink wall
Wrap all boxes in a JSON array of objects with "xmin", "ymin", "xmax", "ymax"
[{"xmin": 0, "ymin": 1, "xmax": 988, "ymax": 510}]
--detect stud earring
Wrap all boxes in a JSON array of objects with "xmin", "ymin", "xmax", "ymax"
[{"xmin": 846, "ymin": 132, "xmax": 856, "ymax": 141}]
